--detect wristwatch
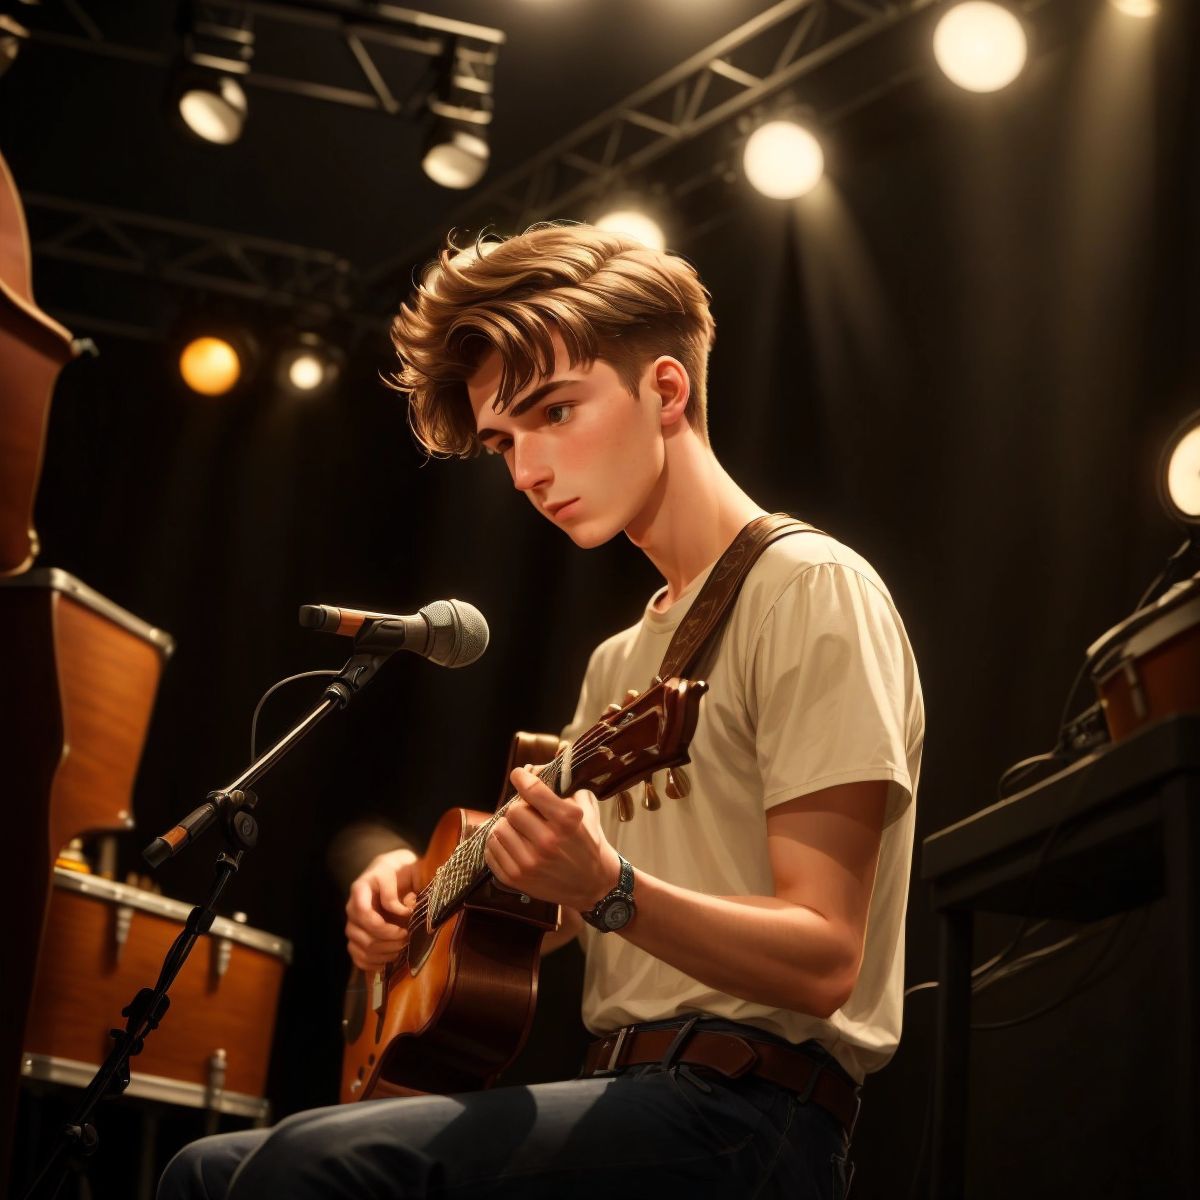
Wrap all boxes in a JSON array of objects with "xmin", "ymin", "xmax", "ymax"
[{"xmin": 580, "ymin": 854, "xmax": 636, "ymax": 932}]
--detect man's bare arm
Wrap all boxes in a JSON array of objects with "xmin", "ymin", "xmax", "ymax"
[{"xmin": 487, "ymin": 770, "xmax": 889, "ymax": 1017}]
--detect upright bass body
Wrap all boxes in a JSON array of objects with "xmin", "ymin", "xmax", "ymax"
[{"xmin": 340, "ymin": 803, "xmax": 559, "ymax": 1102}]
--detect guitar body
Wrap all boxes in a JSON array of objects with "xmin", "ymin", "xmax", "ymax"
[
  {"xmin": 339, "ymin": 682, "xmax": 706, "ymax": 1103},
  {"xmin": 340, "ymin": 802, "xmax": 559, "ymax": 1102}
]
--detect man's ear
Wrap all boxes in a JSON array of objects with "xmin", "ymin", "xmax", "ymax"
[{"xmin": 649, "ymin": 356, "xmax": 690, "ymax": 429}]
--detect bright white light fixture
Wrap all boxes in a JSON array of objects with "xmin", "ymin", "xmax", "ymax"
[
  {"xmin": 743, "ymin": 120, "xmax": 825, "ymax": 199},
  {"xmin": 1163, "ymin": 414, "xmax": 1200, "ymax": 524},
  {"xmin": 288, "ymin": 353, "xmax": 324, "ymax": 392},
  {"xmin": 594, "ymin": 210, "xmax": 666, "ymax": 251},
  {"xmin": 422, "ymin": 125, "xmax": 490, "ymax": 190},
  {"xmin": 277, "ymin": 332, "xmax": 342, "ymax": 399},
  {"xmin": 178, "ymin": 76, "xmax": 248, "ymax": 144},
  {"xmin": 933, "ymin": 2, "xmax": 1028, "ymax": 93},
  {"xmin": 1110, "ymin": 0, "xmax": 1159, "ymax": 16}
]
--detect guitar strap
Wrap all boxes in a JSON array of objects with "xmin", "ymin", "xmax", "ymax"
[{"xmin": 656, "ymin": 512, "xmax": 825, "ymax": 683}]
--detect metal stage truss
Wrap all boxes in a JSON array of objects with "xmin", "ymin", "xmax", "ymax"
[
  {"xmin": 14, "ymin": 0, "xmax": 1065, "ymax": 336},
  {"xmin": 11, "ymin": 0, "xmax": 503, "ymax": 121}
]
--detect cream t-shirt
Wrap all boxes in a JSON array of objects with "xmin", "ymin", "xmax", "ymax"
[{"xmin": 560, "ymin": 530, "xmax": 924, "ymax": 1083}]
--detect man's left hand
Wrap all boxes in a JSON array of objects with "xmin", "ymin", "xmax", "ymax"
[{"xmin": 484, "ymin": 767, "xmax": 621, "ymax": 910}]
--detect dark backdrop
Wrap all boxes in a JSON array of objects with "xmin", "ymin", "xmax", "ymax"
[{"xmin": 5, "ymin": 0, "xmax": 1200, "ymax": 1195}]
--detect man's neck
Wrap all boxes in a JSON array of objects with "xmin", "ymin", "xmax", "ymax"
[{"xmin": 624, "ymin": 427, "xmax": 766, "ymax": 610}]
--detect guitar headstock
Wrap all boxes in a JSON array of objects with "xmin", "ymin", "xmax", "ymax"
[{"xmin": 565, "ymin": 676, "xmax": 707, "ymax": 800}]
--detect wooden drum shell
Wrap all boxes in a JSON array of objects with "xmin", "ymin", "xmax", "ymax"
[
  {"xmin": 23, "ymin": 869, "xmax": 291, "ymax": 1116},
  {"xmin": 1091, "ymin": 582, "xmax": 1200, "ymax": 742}
]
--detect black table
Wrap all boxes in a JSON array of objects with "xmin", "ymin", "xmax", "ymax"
[{"xmin": 921, "ymin": 713, "xmax": 1200, "ymax": 1198}]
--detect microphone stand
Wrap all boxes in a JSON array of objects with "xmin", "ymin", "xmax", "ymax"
[{"xmin": 22, "ymin": 648, "xmax": 391, "ymax": 1200}]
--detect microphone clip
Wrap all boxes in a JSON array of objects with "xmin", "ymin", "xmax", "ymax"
[{"xmin": 323, "ymin": 650, "xmax": 391, "ymax": 707}]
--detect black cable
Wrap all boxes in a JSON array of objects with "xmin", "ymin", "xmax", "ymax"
[
  {"xmin": 901, "ymin": 910, "xmax": 1139, "ymax": 1197},
  {"xmin": 902, "ymin": 913, "xmax": 1114, "ymax": 1002},
  {"xmin": 1132, "ymin": 537, "xmax": 1196, "ymax": 612},
  {"xmin": 971, "ymin": 907, "xmax": 1142, "ymax": 1032},
  {"xmin": 250, "ymin": 670, "xmax": 339, "ymax": 763}
]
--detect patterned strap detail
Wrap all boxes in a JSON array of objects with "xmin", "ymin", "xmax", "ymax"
[{"xmin": 657, "ymin": 513, "xmax": 823, "ymax": 682}]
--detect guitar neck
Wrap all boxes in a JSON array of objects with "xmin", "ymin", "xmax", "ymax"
[
  {"xmin": 427, "ymin": 760, "xmax": 562, "ymax": 925},
  {"xmin": 421, "ymin": 676, "xmax": 705, "ymax": 928}
]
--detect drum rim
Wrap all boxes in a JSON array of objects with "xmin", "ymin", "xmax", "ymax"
[
  {"xmin": 1087, "ymin": 576, "xmax": 1200, "ymax": 672},
  {"xmin": 52, "ymin": 866, "xmax": 292, "ymax": 961},
  {"xmin": 0, "ymin": 567, "xmax": 175, "ymax": 656}
]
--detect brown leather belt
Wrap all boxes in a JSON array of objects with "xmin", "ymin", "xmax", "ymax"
[{"xmin": 582, "ymin": 1025, "xmax": 861, "ymax": 1138}]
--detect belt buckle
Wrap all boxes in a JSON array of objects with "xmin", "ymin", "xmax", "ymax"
[{"xmin": 605, "ymin": 1026, "xmax": 630, "ymax": 1072}]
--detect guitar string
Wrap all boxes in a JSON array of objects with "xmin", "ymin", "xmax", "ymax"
[
  {"xmin": 374, "ymin": 700, "xmax": 674, "ymax": 981},
  {"xmin": 418, "ymin": 709, "xmax": 665, "ymax": 918}
]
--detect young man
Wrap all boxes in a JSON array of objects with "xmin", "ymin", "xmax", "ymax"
[{"xmin": 160, "ymin": 224, "xmax": 923, "ymax": 1199}]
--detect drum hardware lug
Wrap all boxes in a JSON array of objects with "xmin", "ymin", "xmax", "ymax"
[
  {"xmin": 113, "ymin": 903, "xmax": 133, "ymax": 964},
  {"xmin": 212, "ymin": 934, "xmax": 233, "ymax": 983},
  {"xmin": 1121, "ymin": 658, "xmax": 1148, "ymax": 720},
  {"xmin": 206, "ymin": 1048, "xmax": 227, "ymax": 1110}
]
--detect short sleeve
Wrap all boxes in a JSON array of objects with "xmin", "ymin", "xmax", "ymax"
[{"xmin": 749, "ymin": 563, "xmax": 917, "ymax": 826}]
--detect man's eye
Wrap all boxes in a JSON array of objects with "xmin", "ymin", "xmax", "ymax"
[
  {"xmin": 483, "ymin": 440, "xmax": 512, "ymax": 457},
  {"xmin": 546, "ymin": 404, "xmax": 573, "ymax": 426}
]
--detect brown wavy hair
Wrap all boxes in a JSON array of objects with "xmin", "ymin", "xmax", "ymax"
[{"xmin": 389, "ymin": 222, "xmax": 717, "ymax": 457}]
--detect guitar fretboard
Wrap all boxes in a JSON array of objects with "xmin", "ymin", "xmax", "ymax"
[{"xmin": 427, "ymin": 758, "xmax": 562, "ymax": 924}]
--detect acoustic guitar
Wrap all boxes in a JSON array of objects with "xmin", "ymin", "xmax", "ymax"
[{"xmin": 340, "ymin": 675, "xmax": 706, "ymax": 1101}]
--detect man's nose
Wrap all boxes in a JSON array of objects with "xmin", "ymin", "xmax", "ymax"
[{"xmin": 511, "ymin": 436, "xmax": 552, "ymax": 493}]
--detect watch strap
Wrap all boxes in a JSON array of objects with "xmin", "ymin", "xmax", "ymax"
[{"xmin": 582, "ymin": 854, "xmax": 635, "ymax": 930}]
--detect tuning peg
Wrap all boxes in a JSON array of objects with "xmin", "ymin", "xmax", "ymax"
[
  {"xmin": 616, "ymin": 791, "xmax": 635, "ymax": 822},
  {"xmin": 665, "ymin": 766, "xmax": 691, "ymax": 800},
  {"xmin": 623, "ymin": 689, "xmax": 640, "ymax": 705},
  {"xmin": 605, "ymin": 702, "xmax": 623, "ymax": 715},
  {"xmin": 642, "ymin": 777, "xmax": 662, "ymax": 811}
]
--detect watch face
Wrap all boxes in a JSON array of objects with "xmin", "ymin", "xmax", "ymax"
[{"xmin": 602, "ymin": 899, "xmax": 634, "ymax": 930}]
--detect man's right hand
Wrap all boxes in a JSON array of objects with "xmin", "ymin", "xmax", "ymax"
[{"xmin": 344, "ymin": 847, "xmax": 419, "ymax": 972}]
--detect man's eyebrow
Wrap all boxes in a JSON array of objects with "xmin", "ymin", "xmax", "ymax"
[{"xmin": 476, "ymin": 378, "xmax": 581, "ymax": 441}]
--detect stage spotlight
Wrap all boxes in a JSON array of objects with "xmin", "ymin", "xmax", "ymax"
[
  {"xmin": 594, "ymin": 209, "xmax": 666, "ymax": 251},
  {"xmin": 422, "ymin": 44, "xmax": 492, "ymax": 189},
  {"xmin": 179, "ymin": 335, "xmax": 242, "ymax": 396},
  {"xmin": 933, "ymin": 1, "xmax": 1027, "ymax": 93},
  {"xmin": 743, "ymin": 120, "xmax": 825, "ymax": 199},
  {"xmin": 1161, "ymin": 410, "xmax": 1200, "ymax": 527},
  {"xmin": 172, "ymin": 6, "xmax": 253, "ymax": 144},
  {"xmin": 1110, "ymin": 0, "xmax": 1159, "ymax": 15},
  {"xmin": 175, "ymin": 73, "xmax": 248, "ymax": 144},
  {"xmin": 276, "ymin": 332, "xmax": 343, "ymax": 399},
  {"xmin": 422, "ymin": 119, "xmax": 490, "ymax": 189}
]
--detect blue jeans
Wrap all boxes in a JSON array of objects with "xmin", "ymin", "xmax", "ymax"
[{"xmin": 158, "ymin": 1021, "xmax": 855, "ymax": 1199}]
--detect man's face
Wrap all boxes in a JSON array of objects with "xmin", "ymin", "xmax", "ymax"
[{"xmin": 466, "ymin": 330, "xmax": 667, "ymax": 548}]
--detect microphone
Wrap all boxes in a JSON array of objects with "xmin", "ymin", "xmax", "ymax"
[{"xmin": 299, "ymin": 598, "xmax": 489, "ymax": 668}]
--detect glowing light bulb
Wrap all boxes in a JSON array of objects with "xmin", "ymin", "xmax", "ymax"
[
  {"xmin": 178, "ymin": 77, "xmax": 247, "ymax": 145},
  {"xmin": 179, "ymin": 336, "xmax": 241, "ymax": 396},
  {"xmin": 1166, "ymin": 426, "xmax": 1200, "ymax": 519},
  {"xmin": 933, "ymin": 2, "xmax": 1028, "ymax": 93},
  {"xmin": 287, "ymin": 353, "xmax": 325, "ymax": 392},
  {"xmin": 743, "ymin": 120, "xmax": 825, "ymax": 199},
  {"xmin": 594, "ymin": 210, "xmax": 666, "ymax": 251}
]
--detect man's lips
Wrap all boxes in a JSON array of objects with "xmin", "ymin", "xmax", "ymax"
[{"xmin": 545, "ymin": 498, "xmax": 580, "ymax": 518}]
